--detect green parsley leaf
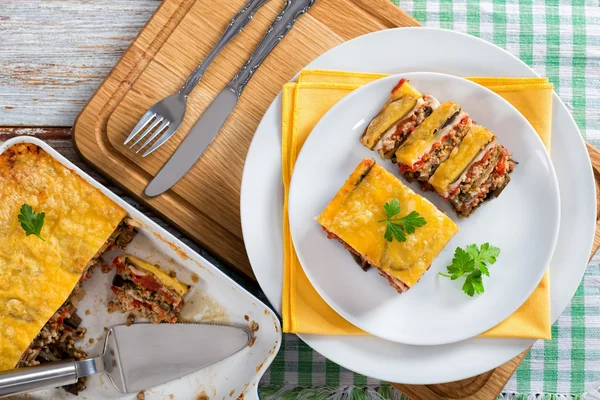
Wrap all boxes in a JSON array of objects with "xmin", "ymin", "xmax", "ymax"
[
  {"xmin": 463, "ymin": 269, "xmax": 484, "ymax": 296},
  {"xmin": 471, "ymin": 272, "xmax": 485, "ymax": 294},
  {"xmin": 465, "ymin": 243, "xmax": 479, "ymax": 259},
  {"xmin": 378, "ymin": 200, "xmax": 426, "ymax": 243},
  {"xmin": 477, "ymin": 242, "xmax": 500, "ymax": 265},
  {"xmin": 384, "ymin": 221, "xmax": 407, "ymax": 242},
  {"xmin": 439, "ymin": 243, "xmax": 500, "ymax": 296},
  {"xmin": 383, "ymin": 199, "xmax": 401, "ymax": 218},
  {"xmin": 390, "ymin": 211, "xmax": 427, "ymax": 234},
  {"xmin": 439, "ymin": 247, "xmax": 474, "ymax": 280},
  {"xmin": 18, "ymin": 204, "xmax": 46, "ymax": 241},
  {"xmin": 462, "ymin": 276, "xmax": 476, "ymax": 296},
  {"xmin": 478, "ymin": 263, "xmax": 490, "ymax": 277}
]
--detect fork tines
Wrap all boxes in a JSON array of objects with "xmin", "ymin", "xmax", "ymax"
[{"xmin": 125, "ymin": 111, "xmax": 168, "ymax": 154}]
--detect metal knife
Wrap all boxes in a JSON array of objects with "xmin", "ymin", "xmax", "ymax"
[
  {"xmin": 145, "ymin": 0, "xmax": 316, "ymax": 197},
  {"xmin": 0, "ymin": 323, "xmax": 250, "ymax": 397}
]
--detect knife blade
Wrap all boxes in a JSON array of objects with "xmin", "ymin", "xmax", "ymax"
[
  {"xmin": 145, "ymin": 88, "xmax": 237, "ymax": 197},
  {"xmin": 144, "ymin": 0, "xmax": 316, "ymax": 197}
]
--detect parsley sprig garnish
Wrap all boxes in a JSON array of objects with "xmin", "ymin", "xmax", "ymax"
[
  {"xmin": 18, "ymin": 204, "xmax": 46, "ymax": 241},
  {"xmin": 439, "ymin": 243, "xmax": 500, "ymax": 296},
  {"xmin": 378, "ymin": 199, "xmax": 427, "ymax": 242}
]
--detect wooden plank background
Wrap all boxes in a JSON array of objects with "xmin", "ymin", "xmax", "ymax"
[{"xmin": 0, "ymin": 1, "xmax": 159, "ymax": 125}]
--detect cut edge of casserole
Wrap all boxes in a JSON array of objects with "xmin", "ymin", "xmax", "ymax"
[
  {"xmin": 108, "ymin": 255, "xmax": 189, "ymax": 324},
  {"xmin": 18, "ymin": 217, "xmax": 140, "ymax": 394}
]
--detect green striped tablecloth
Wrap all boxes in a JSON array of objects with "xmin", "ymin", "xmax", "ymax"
[{"xmin": 254, "ymin": 0, "xmax": 600, "ymax": 398}]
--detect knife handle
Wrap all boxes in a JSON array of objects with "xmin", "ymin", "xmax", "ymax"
[
  {"xmin": 179, "ymin": 0, "xmax": 270, "ymax": 97},
  {"xmin": 0, "ymin": 359, "xmax": 101, "ymax": 398},
  {"xmin": 228, "ymin": 0, "xmax": 316, "ymax": 97}
]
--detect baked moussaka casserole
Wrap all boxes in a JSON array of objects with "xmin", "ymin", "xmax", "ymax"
[
  {"xmin": 108, "ymin": 255, "xmax": 189, "ymax": 324},
  {"xmin": 0, "ymin": 143, "xmax": 138, "ymax": 394},
  {"xmin": 395, "ymin": 101, "xmax": 473, "ymax": 185},
  {"xmin": 429, "ymin": 126, "xmax": 516, "ymax": 217},
  {"xmin": 362, "ymin": 78, "xmax": 515, "ymax": 216},
  {"xmin": 317, "ymin": 159, "xmax": 458, "ymax": 293},
  {"xmin": 361, "ymin": 79, "xmax": 440, "ymax": 160}
]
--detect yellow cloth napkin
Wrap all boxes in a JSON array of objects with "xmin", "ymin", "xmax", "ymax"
[{"xmin": 282, "ymin": 70, "xmax": 554, "ymax": 339}]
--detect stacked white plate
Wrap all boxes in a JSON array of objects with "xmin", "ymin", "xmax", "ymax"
[{"xmin": 240, "ymin": 28, "xmax": 596, "ymax": 383}]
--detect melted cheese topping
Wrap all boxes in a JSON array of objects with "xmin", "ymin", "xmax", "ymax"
[
  {"xmin": 395, "ymin": 102, "xmax": 461, "ymax": 166},
  {"xmin": 0, "ymin": 144, "xmax": 126, "ymax": 371},
  {"xmin": 390, "ymin": 80, "xmax": 422, "ymax": 101},
  {"xmin": 362, "ymin": 96, "xmax": 419, "ymax": 149},
  {"xmin": 373, "ymin": 97, "xmax": 425, "ymax": 153},
  {"xmin": 124, "ymin": 255, "xmax": 189, "ymax": 297},
  {"xmin": 429, "ymin": 126, "xmax": 495, "ymax": 195},
  {"xmin": 317, "ymin": 159, "xmax": 459, "ymax": 287}
]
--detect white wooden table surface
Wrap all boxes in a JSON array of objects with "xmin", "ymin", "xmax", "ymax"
[{"xmin": 0, "ymin": 0, "xmax": 258, "ymax": 286}]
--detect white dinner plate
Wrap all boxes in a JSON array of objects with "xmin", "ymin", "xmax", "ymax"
[
  {"xmin": 288, "ymin": 72, "xmax": 560, "ymax": 345},
  {"xmin": 240, "ymin": 28, "xmax": 596, "ymax": 383}
]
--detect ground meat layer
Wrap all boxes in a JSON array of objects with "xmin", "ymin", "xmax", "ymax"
[
  {"xmin": 108, "ymin": 257, "xmax": 185, "ymax": 324},
  {"xmin": 18, "ymin": 288, "xmax": 87, "ymax": 395},
  {"xmin": 377, "ymin": 95, "xmax": 438, "ymax": 158},
  {"xmin": 377, "ymin": 270, "xmax": 410, "ymax": 294},
  {"xmin": 450, "ymin": 146, "xmax": 515, "ymax": 217},
  {"xmin": 402, "ymin": 116, "xmax": 472, "ymax": 186},
  {"xmin": 18, "ymin": 217, "xmax": 139, "ymax": 395},
  {"xmin": 322, "ymin": 227, "xmax": 411, "ymax": 294}
]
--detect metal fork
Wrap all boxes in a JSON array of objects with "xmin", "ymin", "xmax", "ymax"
[{"xmin": 124, "ymin": 0, "xmax": 269, "ymax": 157}]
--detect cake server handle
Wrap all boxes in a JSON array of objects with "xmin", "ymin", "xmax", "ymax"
[{"xmin": 0, "ymin": 358, "xmax": 102, "ymax": 398}]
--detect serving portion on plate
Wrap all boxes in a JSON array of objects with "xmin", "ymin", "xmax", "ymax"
[
  {"xmin": 317, "ymin": 158, "xmax": 458, "ymax": 294},
  {"xmin": 363, "ymin": 79, "xmax": 516, "ymax": 217},
  {"xmin": 288, "ymin": 72, "xmax": 560, "ymax": 345},
  {"xmin": 241, "ymin": 27, "xmax": 596, "ymax": 382},
  {"xmin": 0, "ymin": 137, "xmax": 280, "ymax": 400}
]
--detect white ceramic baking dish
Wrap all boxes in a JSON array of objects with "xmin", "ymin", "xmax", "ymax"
[{"xmin": 1, "ymin": 136, "xmax": 281, "ymax": 400}]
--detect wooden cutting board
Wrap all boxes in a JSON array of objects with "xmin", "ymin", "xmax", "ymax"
[
  {"xmin": 72, "ymin": 0, "xmax": 418, "ymax": 277},
  {"xmin": 72, "ymin": 0, "xmax": 600, "ymax": 398}
]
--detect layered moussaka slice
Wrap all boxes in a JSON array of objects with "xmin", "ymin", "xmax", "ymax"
[
  {"xmin": 429, "ymin": 126, "xmax": 516, "ymax": 217},
  {"xmin": 109, "ymin": 255, "xmax": 189, "ymax": 324},
  {"xmin": 317, "ymin": 159, "xmax": 458, "ymax": 293},
  {"xmin": 361, "ymin": 79, "xmax": 440, "ymax": 159},
  {"xmin": 0, "ymin": 143, "xmax": 138, "ymax": 394},
  {"xmin": 395, "ymin": 101, "xmax": 472, "ymax": 187}
]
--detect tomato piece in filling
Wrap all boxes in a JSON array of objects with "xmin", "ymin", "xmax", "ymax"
[
  {"xmin": 391, "ymin": 78, "xmax": 407, "ymax": 94},
  {"xmin": 130, "ymin": 273, "xmax": 162, "ymax": 292}
]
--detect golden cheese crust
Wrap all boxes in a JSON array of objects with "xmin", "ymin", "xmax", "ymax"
[
  {"xmin": 394, "ymin": 102, "xmax": 461, "ymax": 166},
  {"xmin": 361, "ymin": 80, "xmax": 422, "ymax": 149},
  {"xmin": 317, "ymin": 159, "xmax": 458, "ymax": 288},
  {"xmin": 0, "ymin": 143, "xmax": 126, "ymax": 371},
  {"xmin": 361, "ymin": 96, "xmax": 419, "ymax": 149},
  {"xmin": 123, "ymin": 255, "xmax": 189, "ymax": 297},
  {"xmin": 429, "ymin": 126, "xmax": 495, "ymax": 195}
]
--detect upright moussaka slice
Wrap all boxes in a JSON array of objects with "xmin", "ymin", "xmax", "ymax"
[
  {"xmin": 361, "ymin": 79, "xmax": 440, "ymax": 159},
  {"xmin": 429, "ymin": 126, "xmax": 516, "ymax": 217},
  {"xmin": 109, "ymin": 255, "xmax": 189, "ymax": 324},
  {"xmin": 317, "ymin": 159, "xmax": 458, "ymax": 293},
  {"xmin": 0, "ymin": 143, "xmax": 137, "ymax": 394},
  {"xmin": 395, "ymin": 101, "xmax": 472, "ymax": 187}
]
